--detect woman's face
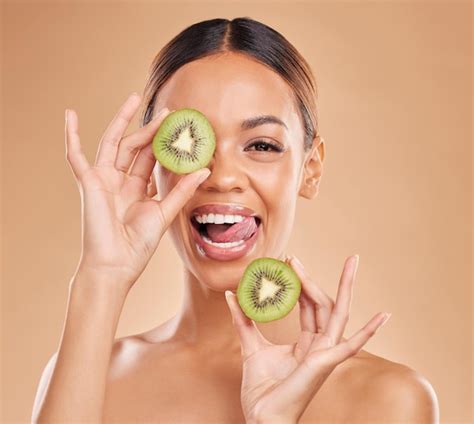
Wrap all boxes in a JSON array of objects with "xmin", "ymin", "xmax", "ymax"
[{"xmin": 152, "ymin": 51, "xmax": 320, "ymax": 290}]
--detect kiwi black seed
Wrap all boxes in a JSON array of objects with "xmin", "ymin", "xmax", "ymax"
[
  {"xmin": 237, "ymin": 257, "xmax": 302, "ymax": 323},
  {"xmin": 152, "ymin": 108, "xmax": 216, "ymax": 174}
]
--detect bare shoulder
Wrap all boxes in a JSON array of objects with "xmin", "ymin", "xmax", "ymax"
[
  {"xmin": 356, "ymin": 350, "xmax": 439, "ymax": 422},
  {"xmin": 301, "ymin": 350, "xmax": 440, "ymax": 423}
]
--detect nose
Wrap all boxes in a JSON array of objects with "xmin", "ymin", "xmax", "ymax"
[{"xmin": 200, "ymin": 145, "xmax": 248, "ymax": 193}]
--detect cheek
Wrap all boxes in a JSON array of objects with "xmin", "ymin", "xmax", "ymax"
[
  {"xmin": 250, "ymin": 156, "xmax": 300, "ymax": 202},
  {"xmin": 250, "ymin": 158, "xmax": 299, "ymax": 245}
]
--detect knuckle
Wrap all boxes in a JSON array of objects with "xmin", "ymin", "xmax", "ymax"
[
  {"xmin": 143, "ymin": 147, "xmax": 156, "ymax": 160},
  {"xmin": 115, "ymin": 162, "xmax": 129, "ymax": 173},
  {"xmin": 125, "ymin": 142, "xmax": 139, "ymax": 154}
]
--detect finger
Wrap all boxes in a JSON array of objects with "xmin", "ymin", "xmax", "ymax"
[
  {"xmin": 94, "ymin": 92, "xmax": 142, "ymax": 168},
  {"xmin": 325, "ymin": 255, "xmax": 358, "ymax": 344},
  {"xmin": 146, "ymin": 173, "xmax": 158, "ymax": 198},
  {"xmin": 273, "ymin": 312, "xmax": 389, "ymax": 420},
  {"xmin": 320, "ymin": 312, "xmax": 391, "ymax": 366},
  {"xmin": 126, "ymin": 143, "xmax": 156, "ymax": 195},
  {"xmin": 157, "ymin": 168, "xmax": 210, "ymax": 230},
  {"xmin": 289, "ymin": 256, "xmax": 334, "ymax": 333},
  {"xmin": 298, "ymin": 291, "xmax": 317, "ymax": 333},
  {"xmin": 65, "ymin": 109, "xmax": 91, "ymax": 181},
  {"xmin": 293, "ymin": 329, "xmax": 315, "ymax": 361},
  {"xmin": 115, "ymin": 107, "xmax": 170, "ymax": 173},
  {"xmin": 266, "ymin": 348, "xmax": 334, "ymax": 418},
  {"xmin": 224, "ymin": 290, "xmax": 270, "ymax": 359}
]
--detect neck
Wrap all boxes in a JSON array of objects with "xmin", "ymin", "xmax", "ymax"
[{"xmin": 163, "ymin": 267, "xmax": 242, "ymax": 355}]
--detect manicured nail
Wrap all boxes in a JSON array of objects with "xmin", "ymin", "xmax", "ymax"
[
  {"xmin": 196, "ymin": 168, "xmax": 211, "ymax": 184},
  {"xmin": 224, "ymin": 290, "xmax": 234, "ymax": 308},
  {"xmin": 156, "ymin": 107, "xmax": 169, "ymax": 118},
  {"xmin": 351, "ymin": 255, "xmax": 359, "ymax": 277},
  {"xmin": 379, "ymin": 312, "xmax": 391, "ymax": 327},
  {"xmin": 291, "ymin": 255, "xmax": 304, "ymax": 271}
]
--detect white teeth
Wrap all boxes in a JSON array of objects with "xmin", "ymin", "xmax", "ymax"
[
  {"xmin": 193, "ymin": 213, "xmax": 248, "ymax": 224},
  {"xmin": 202, "ymin": 235, "xmax": 245, "ymax": 248}
]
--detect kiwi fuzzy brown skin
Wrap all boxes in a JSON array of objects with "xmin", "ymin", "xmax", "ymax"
[
  {"xmin": 152, "ymin": 108, "xmax": 216, "ymax": 174},
  {"xmin": 237, "ymin": 257, "xmax": 302, "ymax": 323}
]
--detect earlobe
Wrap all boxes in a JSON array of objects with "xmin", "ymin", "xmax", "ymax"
[{"xmin": 299, "ymin": 136, "xmax": 324, "ymax": 200}]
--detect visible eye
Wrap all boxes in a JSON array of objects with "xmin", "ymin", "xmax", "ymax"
[{"xmin": 245, "ymin": 140, "xmax": 284, "ymax": 153}]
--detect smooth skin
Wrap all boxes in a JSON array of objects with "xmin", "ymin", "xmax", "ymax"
[
  {"xmin": 32, "ymin": 52, "xmax": 439, "ymax": 423},
  {"xmin": 225, "ymin": 255, "xmax": 391, "ymax": 423}
]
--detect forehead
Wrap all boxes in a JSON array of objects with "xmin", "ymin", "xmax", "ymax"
[{"xmin": 153, "ymin": 52, "xmax": 301, "ymax": 133}]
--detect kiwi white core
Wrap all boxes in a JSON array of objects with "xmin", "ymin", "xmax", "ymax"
[
  {"xmin": 258, "ymin": 277, "xmax": 281, "ymax": 302},
  {"xmin": 171, "ymin": 127, "xmax": 194, "ymax": 154}
]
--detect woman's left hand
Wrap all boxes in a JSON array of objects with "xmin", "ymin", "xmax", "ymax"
[{"xmin": 224, "ymin": 254, "xmax": 391, "ymax": 424}]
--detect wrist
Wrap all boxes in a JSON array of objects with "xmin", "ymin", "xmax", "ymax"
[{"xmin": 70, "ymin": 265, "xmax": 132, "ymax": 301}]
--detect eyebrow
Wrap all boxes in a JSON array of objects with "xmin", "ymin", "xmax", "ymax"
[{"xmin": 240, "ymin": 115, "xmax": 288, "ymax": 131}]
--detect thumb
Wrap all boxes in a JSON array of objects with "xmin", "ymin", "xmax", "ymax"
[
  {"xmin": 157, "ymin": 167, "xmax": 210, "ymax": 230},
  {"xmin": 224, "ymin": 290, "xmax": 270, "ymax": 359}
]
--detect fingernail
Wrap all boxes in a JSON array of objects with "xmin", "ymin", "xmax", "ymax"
[
  {"xmin": 65, "ymin": 109, "xmax": 68, "ymax": 122},
  {"xmin": 291, "ymin": 255, "xmax": 304, "ymax": 271},
  {"xmin": 196, "ymin": 168, "xmax": 211, "ymax": 184},
  {"xmin": 224, "ymin": 290, "xmax": 234, "ymax": 308},
  {"xmin": 379, "ymin": 312, "xmax": 391, "ymax": 327},
  {"xmin": 157, "ymin": 107, "xmax": 170, "ymax": 117}
]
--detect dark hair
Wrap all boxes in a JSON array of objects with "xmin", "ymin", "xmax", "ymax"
[{"xmin": 140, "ymin": 17, "xmax": 318, "ymax": 151}]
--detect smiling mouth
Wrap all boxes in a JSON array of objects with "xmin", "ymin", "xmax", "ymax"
[
  {"xmin": 190, "ymin": 213, "xmax": 262, "ymax": 248},
  {"xmin": 188, "ymin": 203, "xmax": 262, "ymax": 251}
]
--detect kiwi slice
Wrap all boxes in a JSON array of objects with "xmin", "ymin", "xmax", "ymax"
[
  {"xmin": 237, "ymin": 257, "xmax": 302, "ymax": 323},
  {"xmin": 152, "ymin": 108, "xmax": 216, "ymax": 174}
]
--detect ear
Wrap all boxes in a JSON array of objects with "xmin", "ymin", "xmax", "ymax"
[{"xmin": 299, "ymin": 135, "xmax": 325, "ymax": 199}]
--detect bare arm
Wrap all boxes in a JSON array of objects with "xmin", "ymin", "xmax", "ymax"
[
  {"xmin": 31, "ymin": 93, "xmax": 210, "ymax": 423},
  {"xmin": 32, "ymin": 269, "xmax": 128, "ymax": 423}
]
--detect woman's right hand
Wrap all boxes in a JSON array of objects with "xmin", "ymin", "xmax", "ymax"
[{"xmin": 65, "ymin": 92, "xmax": 210, "ymax": 293}]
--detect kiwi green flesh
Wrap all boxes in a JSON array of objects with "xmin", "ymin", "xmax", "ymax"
[
  {"xmin": 152, "ymin": 108, "xmax": 216, "ymax": 174},
  {"xmin": 237, "ymin": 257, "xmax": 301, "ymax": 323}
]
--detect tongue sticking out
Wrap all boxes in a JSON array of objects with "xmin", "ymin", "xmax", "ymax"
[{"xmin": 206, "ymin": 216, "xmax": 258, "ymax": 243}]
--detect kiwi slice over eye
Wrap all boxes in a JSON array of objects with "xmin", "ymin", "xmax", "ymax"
[
  {"xmin": 237, "ymin": 257, "xmax": 302, "ymax": 323},
  {"xmin": 152, "ymin": 108, "xmax": 216, "ymax": 174}
]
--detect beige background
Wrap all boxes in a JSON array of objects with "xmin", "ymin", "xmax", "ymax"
[{"xmin": 1, "ymin": 1, "xmax": 472, "ymax": 423}]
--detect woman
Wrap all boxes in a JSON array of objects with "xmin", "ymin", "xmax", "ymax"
[{"xmin": 32, "ymin": 17, "xmax": 439, "ymax": 423}]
